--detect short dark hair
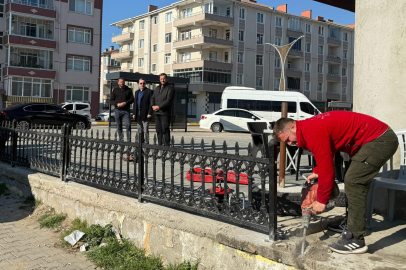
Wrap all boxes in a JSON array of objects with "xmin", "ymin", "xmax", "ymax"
[
  {"xmin": 139, "ymin": 78, "xmax": 146, "ymax": 83},
  {"xmin": 118, "ymin": 77, "xmax": 125, "ymax": 82},
  {"xmin": 272, "ymin": 118, "xmax": 295, "ymax": 141},
  {"xmin": 159, "ymin": 73, "xmax": 168, "ymax": 78}
]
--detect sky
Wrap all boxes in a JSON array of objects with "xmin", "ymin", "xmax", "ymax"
[{"xmin": 101, "ymin": 0, "xmax": 355, "ymax": 51}]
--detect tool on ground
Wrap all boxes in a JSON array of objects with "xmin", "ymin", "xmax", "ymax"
[{"xmin": 300, "ymin": 180, "xmax": 318, "ymax": 256}]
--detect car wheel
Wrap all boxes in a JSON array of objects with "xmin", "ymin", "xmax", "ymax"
[
  {"xmin": 74, "ymin": 121, "xmax": 86, "ymax": 130},
  {"xmin": 17, "ymin": 120, "xmax": 30, "ymax": 130},
  {"xmin": 211, "ymin": 122, "xmax": 223, "ymax": 133}
]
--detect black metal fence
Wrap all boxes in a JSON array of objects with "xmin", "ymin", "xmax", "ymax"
[{"xmin": 0, "ymin": 120, "xmax": 278, "ymax": 240}]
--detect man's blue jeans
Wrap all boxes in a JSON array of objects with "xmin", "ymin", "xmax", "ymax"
[{"xmin": 115, "ymin": 109, "xmax": 131, "ymax": 142}]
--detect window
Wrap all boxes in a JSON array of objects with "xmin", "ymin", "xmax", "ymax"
[
  {"xmin": 305, "ymin": 82, "xmax": 310, "ymax": 91},
  {"xmin": 181, "ymin": 30, "xmax": 191, "ymax": 40},
  {"xmin": 274, "ymin": 78, "xmax": 280, "ymax": 90},
  {"xmin": 165, "ymin": 33, "xmax": 172, "ymax": 43},
  {"xmin": 209, "ymin": 28, "xmax": 217, "ymax": 38},
  {"xmin": 305, "ymin": 43, "xmax": 311, "ymax": 53},
  {"xmin": 152, "ymin": 44, "xmax": 158, "ymax": 52},
  {"xmin": 305, "ymin": 62, "xmax": 310, "ymax": 72},
  {"xmin": 318, "ymin": 64, "xmax": 323, "ymax": 73},
  {"xmin": 275, "ymin": 57, "xmax": 281, "ymax": 68},
  {"xmin": 306, "ymin": 24, "xmax": 311, "ymax": 33},
  {"xmin": 139, "ymin": 20, "xmax": 145, "ymax": 30},
  {"xmin": 10, "ymin": 77, "xmax": 52, "ymax": 97},
  {"xmin": 342, "ymin": 85, "xmax": 347, "ymax": 94},
  {"xmin": 256, "ymin": 55, "xmax": 263, "ymax": 66},
  {"xmin": 0, "ymin": 32, "xmax": 3, "ymax": 50},
  {"xmin": 138, "ymin": 58, "xmax": 144, "ymax": 67},
  {"xmin": 165, "ymin": 53, "xmax": 171, "ymax": 64},
  {"xmin": 165, "ymin": 12, "xmax": 172, "ymax": 23},
  {"xmin": 0, "ymin": 0, "xmax": 3, "ymax": 18},
  {"xmin": 256, "ymin": 77, "xmax": 263, "ymax": 87},
  {"xmin": 152, "ymin": 64, "xmax": 156, "ymax": 72},
  {"xmin": 238, "ymin": 30, "xmax": 244, "ymax": 41},
  {"xmin": 69, "ymin": 0, "xmax": 92, "ymax": 15},
  {"xmin": 153, "ymin": 16, "xmax": 158, "ymax": 24},
  {"xmin": 257, "ymin": 13, "xmax": 264, "ymax": 23},
  {"xmin": 67, "ymin": 56, "xmax": 90, "ymax": 72},
  {"xmin": 318, "ymin": 26, "xmax": 324, "ymax": 36},
  {"xmin": 216, "ymin": 110, "xmax": 235, "ymax": 117},
  {"xmin": 288, "ymin": 17, "xmax": 301, "ymax": 31},
  {"xmin": 181, "ymin": 52, "xmax": 191, "ymax": 62},
  {"xmin": 224, "ymin": 52, "xmax": 229, "ymax": 62},
  {"xmin": 239, "ymin": 8, "xmax": 245, "ymax": 19},
  {"xmin": 275, "ymin": 37, "xmax": 281, "ymax": 46},
  {"xmin": 343, "ymin": 50, "xmax": 347, "ymax": 59},
  {"xmin": 237, "ymin": 74, "xmax": 243, "ymax": 85},
  {"xmin": 139, "ymin": 39, "xmax": 144, "ymax": 49},
  {"xmin": 237, "ymin": 52, "xmax": 243, "ymax": 63},
  {"xmin": 257, "ymin": 33, "xmax": 263, "ymax": 44},
  {"xmin": 342, "ymin": 68, "xmax": 347, "ymax": 76},
  {"xmin": 66, "ymin": 85, "xmax": 90, "ymax": 102},
  {"xmin": 318, "ymin": 45, "xmax": 323, "ymax": 54},
  {"xmin": 343, "ymin": 32, "xmax": 348, "ymax": 41},
  {"xmin": 182, "ymin": 8, "xmax": 192, "ymax": 18},
  {"xmin": 68, "ymin": 27, "xmax": 91, "ymax": 44},
  {"xmin": 275, "ymin": 17, "xmax": 282, "ymax": 27},
  {"xmin": 300, "ymin": 102, "xmax": 315, "ymax": 115},
  {"xmin": 317, "ymin": 83, "xmax": 322, "ymax": 92},
  {"xmin": 289, "ymin": 36, "xmax": 301, "ymax": 51}
]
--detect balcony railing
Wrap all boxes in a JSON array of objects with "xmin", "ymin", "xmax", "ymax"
[
  {"xmin": 327, "ymin": 54, "xmax": 340, "ymax": 59},
  {"xmin": 112, "ymin": 30, "xmax": 134, "ymax": 38},
  {"xmin": 8, "ymin": 47, "xmax": 53, "ymax": 70},
  {"xmin": 328, "ymin": 36, "xmax": 340, "ymax": 41},
  {"xmin": 287, "ymin": 27, "xmax": 303, "ymax": 33},
  {"xmin": 115, "ymin": 48, "xmax": 134, "ymax": 53},
  {"xmin": 174, "ymin": 57, "xmax": 231, "ymax": 64},
  {"xmin": 287, "ymin": 68, "xmax": 301, "ymax": 72},
  {"xmin": 175, "ymin": 11, "xmax": 233, "ymax": 21},
  {"xmin": 7, "ymin": 0, "xmax": 55, "ymax": 10},
  {"xmin": 328, "ymin": 73, "xmax": 340, "ymax": 77},
  {"xmin": 174, "ymin": 34, "xmax": 232, "ymax": 43}
]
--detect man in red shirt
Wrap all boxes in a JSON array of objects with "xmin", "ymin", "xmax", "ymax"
[{"xmin": 273, "ymin": 111, "xmax": 398, "ymax": 254}]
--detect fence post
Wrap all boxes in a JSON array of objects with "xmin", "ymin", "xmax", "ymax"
[
  {"xmin": 10, "ymin": 120, "xmax": 17, "ymax": 167},
  {"xmin": 138, "ymin": 132, "xmax": 144, "ymax": 202},
  {"xmin": 60, "ymin": 124, "xmax": 71, "ymax": 182},
  {"xmin": 268, "ymin": 139, "xmax": 278, "ymax": 241}
]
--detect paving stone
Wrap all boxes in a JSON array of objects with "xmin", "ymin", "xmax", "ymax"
[{"xmin": 0, "ymin": 252, "xmax": 16, "ymax": 261}]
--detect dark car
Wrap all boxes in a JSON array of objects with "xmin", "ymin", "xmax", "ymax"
[{"xmin": 0, "ymin": 103, "xmax": 91, "ymax": 129}]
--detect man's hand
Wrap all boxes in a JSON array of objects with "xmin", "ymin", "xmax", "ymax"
[
  {"xmin": 147, "ymin": 114, "xmax": 151, "ymax": 118},
  {"xmin": 152, "ymin": 106, "xmax": 159, "ymax": 111},
  {"xmin": 311, "ymin": 201, "xmax": 326, "ymax": 215},
  {"xmin": 306, "ymin": 173, "xmax": 318, "ymax": 183},
  {"xmin": 117, "ymin": 102, "xmax": 126, "ymax": 108}
]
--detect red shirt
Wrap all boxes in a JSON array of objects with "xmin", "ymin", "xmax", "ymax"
[{"xmin": 296, "ymin": 111, "xmax": 388, "ymax": 204}]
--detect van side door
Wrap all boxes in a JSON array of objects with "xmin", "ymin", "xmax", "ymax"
[
  {"xmin": 298, "ymin": 102, "xmax": 316, "ymax": 119},
  {"xmin": 271, "ymin": 101, "xmax": 297, "ymax": 120}
]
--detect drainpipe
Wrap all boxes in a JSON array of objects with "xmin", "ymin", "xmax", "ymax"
[
  {"xmin": 57, "ymin": 0, "xmax": 61, "ymax": 104},
  {"xmin": 148, "ymin": 14, "xmax": 152, "ymax": 74}
]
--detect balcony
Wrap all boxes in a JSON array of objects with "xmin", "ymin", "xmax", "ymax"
[
  {"xmin": 8, "ymin": 46, "xmax": 53, "ymax": 69},
  {"xmin": 112, "ymin": 31, "xmax": 134, "ymax": 44},
  {"xmin": 109, "ymin": 65, "xmax": 133, "ymax": 73},
  {"xmin": 326, "ymin": 73, "xmax": 340, "ymax": 82},
  {"xmin": 110, "ymin": 49, "xmax": 133, "ymax": 60},
  {"xmin": 6, "ymin": 0, "xmax": 56, "ymax": 18},
  {"xmin": 4, "ymin": 66, "xmax": 56, "ymax": 79},
  {"xmin": 172, "ymin": 58, "xmax": 232, "ymax": 70},
  {"xmin": 287, "ymin": 28, "xmax": 303, "ymax": 39},
  {"xmin": 327, "ymin": 37, "xmax": 341, "ymax": 46},
  {"xmin": 326, "ymin": 54, "xmax": 341, "ymax": 64},
  {"xmin": 173, "ymin": 35, "xmax": 233, "ymax": 49},
  {"xmin": 286, "ymin": 68, "xmax": 302, "ymax": 78},
  {"xmin": 174, "ymin": 12, "xmax": 233, "ymax": 28},
  {"xmin": 288, "ymin": 49, "xmax": 303, "ymax": 58}
]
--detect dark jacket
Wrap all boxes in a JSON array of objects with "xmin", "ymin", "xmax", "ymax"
[
  {"xmin": 133, "ymin": 88, "xmax": 153, "ymax": 123},
  {"xmin": 151, "ymin": 83, "xmax": 175, "ymax": 116},
  {"xmin": 110, "ymin": 85, "xmax": 134, "ymax": 111}
]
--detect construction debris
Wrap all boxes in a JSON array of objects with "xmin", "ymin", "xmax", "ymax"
[{"xmin": 64, "ymin": 230, "xmax": 85, "ymax": 246}]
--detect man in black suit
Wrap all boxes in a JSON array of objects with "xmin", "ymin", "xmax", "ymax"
[
  {"xmin": 132, "ymin": 78, "xmax": 153, "ymax": 144},
  {"xmin": 151, "ymin": 73, "xmax": 175, "ymax": 146}
]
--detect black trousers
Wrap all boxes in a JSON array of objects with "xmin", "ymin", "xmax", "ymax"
[{"xmin": 155, "ymin": 114, "xmax": 170, "ymax": 146}]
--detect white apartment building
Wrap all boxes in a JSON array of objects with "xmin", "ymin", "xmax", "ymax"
[{"xmin": 110, "ymin": 0, "xmax": 354, "ymax": 121}]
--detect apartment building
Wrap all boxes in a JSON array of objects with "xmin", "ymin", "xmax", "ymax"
[
  {"xmin": 110, "ymin": 0, "xmax": 354, "ymax": 121},
  {"xmin": 0, "ymin": 0, "xmax": 102, "ymax": 117}
]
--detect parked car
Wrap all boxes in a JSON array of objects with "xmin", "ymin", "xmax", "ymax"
[
  {"xmin": 0, "ymin": 103, "xmax": 91, "ymax": 129},
  {"xmin": 61, "ymin": 102, "xmax": 91, "ymax": 119},
  {"xmin": 96, "ymin": 111, "xmax": 134, "ymax": 122},
  {"xmin": 199, "ymin": 108, "xmax": 272, "ymax": 133}
]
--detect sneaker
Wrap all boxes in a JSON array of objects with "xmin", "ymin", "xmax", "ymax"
[
  {"xmin": 329, "ymin": 231, "xmax": 368, "ymax": 254},
  {"xmin": 328, "ymin": 217, "xmax": 347, "ymax": 233}
]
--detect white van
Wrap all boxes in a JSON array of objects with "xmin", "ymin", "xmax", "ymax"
[
  {"xmin": 221, "ymin": 87, "xmax": 320, "ymax": 122},
  {"xmin": 61, "ymin": 102, "xmax": 91, "ymax": 119}
]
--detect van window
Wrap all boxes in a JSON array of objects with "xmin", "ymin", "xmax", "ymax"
[
  {"xmin": 271, "ymin": 101, "xmax": 296, "ymax": 113},
  {"xmin": 256, "ymin": 100, "xmax": 272, "ymax": 111},
  {"xmin": 216, "ymin": 110, "xmax": 235, "ymax": 117},
  {"xmin": 64, "ymin": 104, "xmax": 74, "ymax": 110},
  {"xmin": 300, "ymin": 102, "xmax": 315, "ymax": 115},
  {"xmin": 227, "ymin": 99, "xmax": 238, "ymax": 108},
  {"xmin": 76, "ymin": 104, "xmax": 89, "ymax": 110}
]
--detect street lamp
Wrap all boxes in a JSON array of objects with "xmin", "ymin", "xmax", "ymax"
[{"xmin": 265, "ymin": 35, "xmax": 304, "ymax": 188}]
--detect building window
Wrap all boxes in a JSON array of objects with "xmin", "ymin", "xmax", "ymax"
[
  {"xmin": 275, "ymin": 57, "xmax": 281, "ymax": 68},
  {"xmin": 257, "ymin": 33, "xmax": 263, "ymax": 44},
  {"xmin": 274, "ymin": 78, "xmax": 280, "ymax": 90},
  {"xmin": 275, "ymin": 17, "xmax": 282, "ymax": 27},
  {"xmin": 288, "ymin": 17, "xmax": 301, "ymax": 31},
  {"xmin": 237, "ymin": 52, "xmax": 243, "ymax": 63},
  {"xmin": 305, "ymin": 81, "xmax": 310, "ymax": 91},
  {"xmin": 0, "ymin": 32, "xmax": 3, "ymax": 49},
  {"xmin": 0, "ymin": 1, "xmax": 3, "ymax": 18},
  {"xmin": 238, "ymin": 30, "xmax": 244, "ymax": 41},
  {"xmin": 10, "ymin": 77, "xmax": 52, "ymax": 97},
  {"xmin": 153, "ymin": 44, "xmax": 158, "ymax": 52},
  {"xmin": 181, "ymin": 52, "xmax": 191, "ymax": 62},
  {"xmin": 239, "ymin": 8, "xmax": 245, "ymax": 19},
  {"xmin": 69, "ymin": 0, "xmax": 92, "ymax": 15},
  {"xmin": 256, "ymin": 77, "xmax": 263, "ymax": 87},
  {"xmin": 305, "ymin": 43, "xmax": 310, "ymax": 53},
  {"xmin": 342, "ymin": 68, "xmax": 347, "ymax": 76},
  {"xmin": 181, "ymin": 30, "xmax": 191, "ymax": 40},
  {"xmin": 343, "ymin": 50, "xmax": 347, "ymax": 59},
  {"xmin": 305, "ymin": 62, "xmax": 310, "ymax": 72},
  {"xmin": 182, "ymin": 7, "xmax": 192, "ymax": 18},
  {"xmin": 165, "ymin": 53, "xmax": 171, "ymax": 64},
  {"xmin": 318, "ymin": 45, "xmax": 323, "ymax": 54},
  {"xmin": 237, "ymin": 74, "xmax": 243, "ymax": 85},
  {"xmin": 67, "ymin": 56, "xmax": 90, "ymax": 72},
  {"xmin": 66, "ymin": 85, "xmax": 90, "ymax": 102},
  {"xmin": 342, "ymin": 85, "xmax": 347, "ymax": 94},
  {"xmin": 139, "ymin": 20, "xmax": 145, "ymax": 30},
  {"xmin": 256, "ymin": 54, "xmax": 263, "ymax": 66},
  {"xmin": 153, "ymin": 16, "xmax": 158, "ymax": 24},
  {"xmin": 275, "ymin": 37, "xmax": 281, "ymax": 46},
  {"xmin": 224, "ymin": 52, "xmax": 229, "ymax": 62},
  {"xmin": 165, "ymin": 12, "xmax": 172, "ymax": 23},
  {"xmin": 68, "ymin": 27, "xmax": 91, "ymax": 44},
  {"xmin": 165, "ymin": 33, "xmax": 172, "ymax": 43},
  {"xmin": 257, "ymin": 13, "xmax": 264, "ymax": 23},
  {"xmin": 317, "ymin": 82, "xmax": 322, "ymax": 92},
  {"xmin": 138, "ymin": 58, "xmax": 144, "ymax": 68},
  {"xmin": 152, "ymin": 64, "xmax": 156, "ymax": 72},
  {"xmin": 139, "ymin": 39, "xmax": 144, "ymax": 49},
  {"xmin": 318, "ymin": 64, "xmax": 323, "ymax": 73},
  {"xmin": 306, "ymin": 24, "xmax": 311, "ymax": 33},
  {"xmin": 343, "ymin": 32, "xmax": 348, "ymax": 41},
  {"xmin": 318, "ymin": 26, "xmax": 324, "ymax": 36}
]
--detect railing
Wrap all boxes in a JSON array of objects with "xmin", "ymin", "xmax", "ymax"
[
  {"xmin": 328, "ymin": 36, "xmax": 340, "ymax": 41},
  {"xmin": 328, "ymin": 73, "xmax": 340, "ymax": 77},
  {"xmin": 113, "ymin": 48, "xmax": 134, "ymax": 54},
  {"xmin": 174, "ymin": 34, "xmax": 232, "ymax": 43},
  {"xmin": 112, "ymin": 30, "xmax": 134, "ymax": 38},
  {"xmin": 174, "ymin": 57, "xmax": 231, "ymax": 64},
  {"xmin": 327, "ymin": 55, "xmax": 340, "ymax": 59},
  {"xmin": 7, "ymin": 0, "xmax": 55, "ymax": 10},
  {"xmin": 287, "ymin": 68, "xmax": 301, "ymax": 72},
  {"xmin": 0, "ymin": 120, "xmax": 278, "ymax": 239},
  {"xmin": 175, "ymin": 11, "xmax": 233, "ymax": 20}
]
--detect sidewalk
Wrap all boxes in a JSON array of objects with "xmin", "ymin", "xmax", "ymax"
[{"xmin": 0, "ymin": 191, "xmax": 96, "ymax": 270}]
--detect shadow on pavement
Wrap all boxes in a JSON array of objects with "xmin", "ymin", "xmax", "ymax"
[{"xmin": 0, "ymin": 183, "xmax": 34, "ymax": 224}]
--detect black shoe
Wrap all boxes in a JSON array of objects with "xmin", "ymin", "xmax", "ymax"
[
  {"xmin": 328, "ymin": 217, "xmax": 347, "ymax": 233},
  {"xmin": 329, "ymin": 231, "xmax": 368, "ymax": 254}
]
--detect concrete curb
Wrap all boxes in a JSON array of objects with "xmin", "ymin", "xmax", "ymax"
[{"xmin": 92, "ymin": 121, "xmax": 200, "ymax": 126}]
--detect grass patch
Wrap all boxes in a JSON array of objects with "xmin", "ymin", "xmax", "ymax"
[
  {"xmin": 0, "ymin": 183, "xmax": 8, "ymax": 196},
  {"xmin": 34, "ymin": 199, "xmax": 43, "ymax": 209},
  {"xmin": 38, "ymin": 208, "xmax": 67, "ymax": 228}
]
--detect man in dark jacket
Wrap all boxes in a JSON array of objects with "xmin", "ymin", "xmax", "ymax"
[
  {"xmin": 132, "ymin": 78, "xmax": 153, "ymax": 144},
  {"xmin": 110, "ymin": 77, "xmax": 134, "ymax": 142},
  {"xmin": 151, "ymin": 73, "xmax": 175, "ymax": 146}
]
